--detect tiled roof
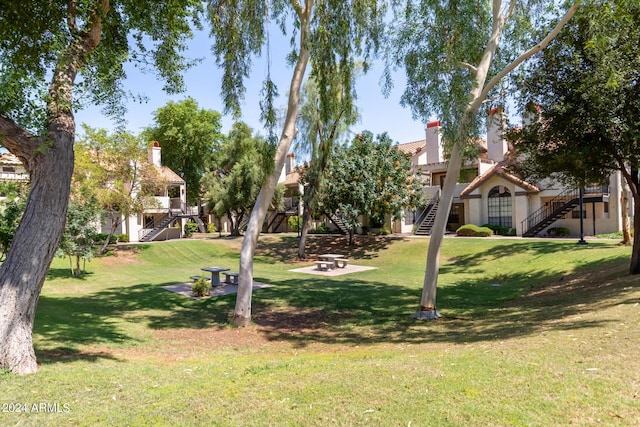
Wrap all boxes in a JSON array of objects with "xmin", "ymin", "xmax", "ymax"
[
  {"xmin": 284, "ymin": 170, "xmax": 301, "ymax": 186},
  {"xmin": 159, "ymin": 166, "xmax": 184, "ymax": 183},
  {"xmin": 461, "ymin": 156, "xmax": 539, "ymax": 197},
  {"xmin": 396, "ymin": 139, "xmax": 426, "ymax": 155},
  {"xmin": 0, "ymin": 152, "xmax": 22, "ymax": 165}
]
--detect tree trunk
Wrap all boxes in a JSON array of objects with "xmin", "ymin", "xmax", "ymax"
[
  {"xmin": 0, "ymin": 125, "xmax": 74, "ymax": 374},
  {"xmin": 630, "ymin": 197, "xmax": 640, "ymax": 274},
  {"xmin": 99, "ymin": 214, "xmax": 122, "ymax": 255},
  {"xmin": 297, "ymin": 201, "xmax": 313, "ymax": 259},
  {"xmin": 413, "ymin": 2, "xmax": 579, "ymax": 320},
  {"xmin": 628, "ymin": 165, "xmax": 640, "ymax": 274},
  {"xmin": 621, "ymin": 181, "xmax": 632, "ymax": 245},
  {"xmin": 0, "ymin": 0, "xmax": 107, "ymax": 373},
  {"xmin": 233, "ymin": 10, "xmax": 312, "ymax": 326}
]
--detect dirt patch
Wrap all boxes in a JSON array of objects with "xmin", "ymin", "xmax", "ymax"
[{"xmin": 98, "ymin": 245, "xmax": 144, "ymax": 268}]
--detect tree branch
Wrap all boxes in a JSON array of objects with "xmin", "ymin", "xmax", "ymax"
[
  {"xmin": 479, "ymin": 1, "xmax": 581, "ymax": 103},
  {"xmin": 459, "ymin": 62, "xmax": 478, "ymax": 74},
  {"xmin": 0, "ymin": 114, "xmax": 38, "ymax": 168}
]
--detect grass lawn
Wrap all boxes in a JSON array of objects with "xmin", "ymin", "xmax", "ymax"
[{"xmin": 2, "ymin": 234, "xmax": 639, "ymax": 426}]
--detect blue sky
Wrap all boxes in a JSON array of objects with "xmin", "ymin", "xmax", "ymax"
[{"xmin": 75, "ymin": 29, "xmax": 429, "ymax": 148}]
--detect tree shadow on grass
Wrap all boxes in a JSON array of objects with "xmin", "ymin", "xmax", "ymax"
[
  {"xmin": 34, "ymin": 240, "xmax": 637, "ymax": 359},
  {"xmin": 35, "ymin": 281, "xmax": 238, "ymax": 364},
  {"xmin": 255, "ymin": 234, "xmax": 405, "ymax": 264},
  {"xmin": 249, "ymin": 253, "xmax": 637, "ymax": 347}
]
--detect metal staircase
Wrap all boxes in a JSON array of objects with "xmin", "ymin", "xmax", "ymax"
[
  {"xmin": 140, "ymin": 215, "xmax": 178, "ymax": 242},
  {"xmin": 521, "ymin": 188, "xmax": 581, "ymax": 237},
  {"xmin": 325, "ymin": 211, "xmax": 348, "ymax": 235},
  {"xmin": 140, "ymin": 214, "xmax": 205, "ymax": 242},
  {"xmin": 414, "ymin": 191, "xmax": 440, "ymax": 236}
]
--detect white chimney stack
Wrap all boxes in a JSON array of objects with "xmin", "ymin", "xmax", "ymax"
[
  {"xmin": 149, "ymin": 141, "xmax": 162, "ymax": 167},
  {"xmin": 487, "ymin": 107, "xmax": 508, "ymax": 162},
  {"xmin": 285, "ymin": 153, "xmax": 295, "ymax": 175},
  {"xmin": 425, "ymin": 120, "xmax": 444, "ymax": 164}
]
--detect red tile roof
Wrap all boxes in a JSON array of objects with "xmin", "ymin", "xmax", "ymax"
[
  {"xmin": 396, "ymin": 139, "xmax": 426, "ymax": 155},
  {"xmin": 461, "ymin": 157, "xmax": 539, "ymax": 197}
]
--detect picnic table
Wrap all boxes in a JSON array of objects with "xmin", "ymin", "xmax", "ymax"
[
  {"xmin": 201, "ymin": 266, "xmax": 230, "ymax": 287},
  {"xmin": 318, "ymin": 254, "xmax": 344, "ymax": 269}
]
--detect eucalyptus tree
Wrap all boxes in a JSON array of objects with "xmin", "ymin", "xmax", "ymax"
[
  {"xmin": 0, "ymin": 0, "xmax": 202, "ymax": 374},
  {"xmin": 208, "ymin": 0, "xmax": 386, "ymax": 326},
  {"xmin": 511, "ymin": 1, "xmax": 640, "ymax": 273},
  {"xmin": 386, "ymin": 0, "xmax": 580, "ymax": 319},
  {"xmin": 143, "ymin": 98, "xmax": 224, "ymax": 205},
  {"xmin": 203, "ymin": 122, "xmax": 284, "ymax": 236},
  {"xmin": 295, "ymin": 70, "xmax": 359, "ymax": 259}
]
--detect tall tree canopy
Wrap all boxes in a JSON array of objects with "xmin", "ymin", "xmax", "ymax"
[
  {"xmin": 386, "ymin": 0, "xmax": 580, "ymax": 319},
  {"xmin": 510, "ymin": 1, "xmax": 640, "ymax": 273},
  {"xmin": 208, "ymin": 0, "xmax": 386, "ymax": 326},
  {"xmin": 143, "ymin": 98, "xmax": 223, "ymax": 205},
  {"xmin": 294, "ymin": 68, "xmax": 359, "ymax": 259},
  {"xmin": 321, "ymin": 130, "xmax": 422, "ymax": 245},
  {"xmin": 203, "ymin": 122, "xmax": 283, "ymax": 236},
  {"xmin": 0, "ymin": 0, "xmax": 202, "ymax": 374}
]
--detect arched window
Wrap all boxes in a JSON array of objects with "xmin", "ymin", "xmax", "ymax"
[{"xmin": 488, "ymin": 186, "xmax": 512, "ymax": 227}]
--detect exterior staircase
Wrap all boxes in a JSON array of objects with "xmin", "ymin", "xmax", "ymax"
[
  {"xmin": 521, "ymin": 186, "xmax": 609, "ymax": 237},
  {"xmin": 325, "ymin": 211, "xmax": 348, "ymax": 235},
  {"xmin": 414, "ymin": 191, "xmax": 440, "ymax": 236},
  {"xmin": 140, "ymin": 214, "xmax": 205, "ymax": 242}
]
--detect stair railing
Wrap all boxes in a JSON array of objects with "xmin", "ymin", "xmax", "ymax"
[
  {"xmin": 521, "ymin": 187, "xmax": 580, "ymax": 235},
  {"xmin": 414, "ymin": 189, "xmax": 440, "ymax": 231}
]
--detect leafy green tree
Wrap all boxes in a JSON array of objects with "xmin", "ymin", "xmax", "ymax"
[
  {"xmin": 295, "ymin": 70, "xmax": 359, "ymax": 259},
  {"xmin": 75, "ymin": 126, "xmax": 161, "ymax": 254},
  {"xmin": 57, "ymin": 199, "xmax": 101, "ymax": 278},
  {"xmin": 0, "ymin": 0, "xmax": 201, "ymax": 374},
  {"xmin": 0, "ymin": 183, "xmax": 27, "ymax": 261},
  {"xmin": 143, "ymin": 98, "xmax": 223, "ymax": 205},
  {"xmin": 321, "ymin": 131, "xmax": 422, "ymax": 245},
  {"xmin": 203, "ymin": 122, "xmax": 284, "ymax": 236},
  {"xmin": 510, "ymin": 1, "xmax": 640, "ymax": 273},
  {"xmin": 386, "ymin": 0, "xmax": 580, "ymax": 319},
  {"xmin": 208, "ymin": 1, "xmax": 386, "ymax": 326}
]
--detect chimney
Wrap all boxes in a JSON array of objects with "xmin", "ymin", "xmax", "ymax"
[
  {"xmin": 286, "ymin": 153, "xmax": 295, "ymax": 175},
  {"xmin": 487, "ymin": 107, "xmax": 507, "ymax": 162},
  {"xmin": 425, "ymin": 120, "xmax": 444, "ymax": 164},
  {"xmin": 149, "ymin": 141, "xmax": 162, "ymax": 167}
]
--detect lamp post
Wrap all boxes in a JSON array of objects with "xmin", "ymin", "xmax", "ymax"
[{"xmin": 577, "ymin": 188, "xmax": 588, "ymax": 245}]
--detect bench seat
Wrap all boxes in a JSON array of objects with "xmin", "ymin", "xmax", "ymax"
[
  {"xmin": 223, "ymin": 272, "xmax": 240, "ymax": 285},
  {"xmin": 315, "ymin": 261, "xmax": 333, "ymax": 271},
  {"xmin": 334, "ymin": 258, "xmax": 349, "ymax": 268},
  {"xmin": 190, "ymin": 275, "xmax": 210, "ymax": 282}
]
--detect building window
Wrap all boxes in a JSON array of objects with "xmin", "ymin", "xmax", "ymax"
[
  {"xmin": 572, "ymin": 206, "xmax": 586, "ymax": 219},
  {"xmin": 488, "ymin": 185, "xmax": 512, "ymax": 227},
  {"xmin": 449, "ymin": 204, "xmax": 460, "ymax": 224}
]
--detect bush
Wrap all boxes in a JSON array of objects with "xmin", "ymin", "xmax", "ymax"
[
  {"xmin": 184, "ymin": 222, "xmax": 198, "ymax": 237},
  {"xmin": 483, "ymin": 223, "xmax": 509, "ymax": 235},
  {"xmin": 309, "ymin": 223, "xmax": 329, "ymax": 234},
  {"xmin": 191, "ymin": 277, "xmax": 211, "ymax": 297},
  {"xmin": 288, "ymin": 215, "xmax": 302, "ymax": 232},
  {"xmin": 96, "ymin": 233, "xmax": 118, "ymax": 244},
  {"xmin": 118, "ymin": 234, "xmax": 129, "ymax": 243},
  {"xmin": 207, "ymin": 223, "xmax": 217, "ymax": 233},
  {"xmin": 379, "ymin": 225, "xmax": 391, "ymax": 235},
  {"xmin": 456, "ymin": 224, "xmax": 493, "ymax": 237},
  {"xmin": 547, "ymin": 227, "xmax": 570, "ymax": 237}
]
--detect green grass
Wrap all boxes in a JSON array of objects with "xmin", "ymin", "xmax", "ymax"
[{"xmin": 2, "ymin": 235, "xmax": 639, "ymax": 426}]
